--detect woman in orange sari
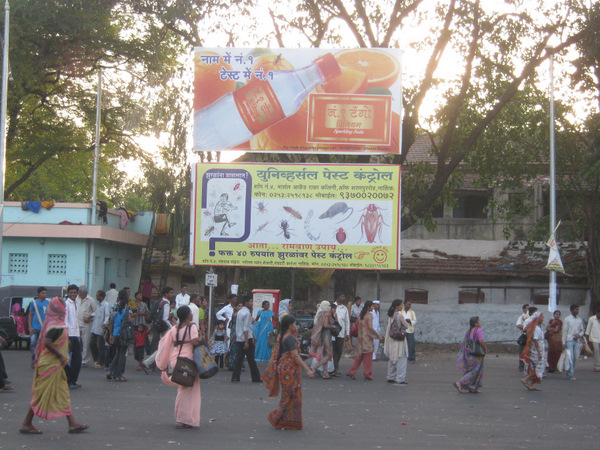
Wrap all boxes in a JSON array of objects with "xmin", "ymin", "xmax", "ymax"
[
  {"xmin": 520, "ymin": 311, "xmax": 545, "ymax": 391},
  {"xmin": 545, "ymin": 310, "xmax": 562, "ymax": 372},
  {"xmin": 262, "ymin": 315, "xmax": 314, "ymax": 430},
  {"xmin": 20, "ymin": 297, "xmax": 88, "ymax": 434}
]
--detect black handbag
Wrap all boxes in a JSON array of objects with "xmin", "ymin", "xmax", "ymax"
[
  {"xmin": 331, "ymin": 320, "xmax": 343, "ymax": 337},
  {"xmin": 170, "ymin": 326, "xmax": 199, "ymax": 387},
  {"xmin": 469, "ymin": 337, "xmax": 486, "ymax": 357},
  {"xmin": 517, "ymin": 333, "xmax": 527, "ymax": 346}
]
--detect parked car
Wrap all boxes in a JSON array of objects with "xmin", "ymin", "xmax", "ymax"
[{"xmin": 0, "ymin": 285, "xmax": 65, "ymax": 349}]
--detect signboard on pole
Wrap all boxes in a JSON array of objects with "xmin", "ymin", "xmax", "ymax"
[
  {"xmin": 193, "ymin": 47, "xmax": 402, "ymax": 154},
  {"xmin": 190, "ymin": 162, "xmax": 401, "ymax": 270}
]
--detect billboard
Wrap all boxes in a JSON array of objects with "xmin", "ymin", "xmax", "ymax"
[
  {"xmin": 191, "ymin": 163, "xmax": 401, "ymax": 270},
  {"xmin": 193, "ymin": 48, "xmax": 402, "ymax": 154}
]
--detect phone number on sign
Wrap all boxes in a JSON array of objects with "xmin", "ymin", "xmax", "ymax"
[{"xmin": 339, "ymin": 192, "xmax": 395, "ymax": 200}]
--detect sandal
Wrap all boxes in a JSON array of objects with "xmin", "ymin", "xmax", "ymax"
[
  {"xmin": 175, "ymin": 423, "xmax": 193, "ymax": 429},
  {"xmin": 453, "ymin": 382, "xmax": 465, "ymax": 393},
  {"xmin": 467, "ymin": 387, "xmax": 479, "ymax": 393},
  {"xmin": 19, "ymin": 426, "xmax": 42, "ymax": 434},
  {"xmin": 68, "ymin": 424, "xmax": 89, "ymax": 434},
  {"xmin": 346, "ymin": 373, "xmax": 356, "ymax": 380},
  {"xmin": 0, "ymin": 386, "xmax": 14, "ymax": 392}
]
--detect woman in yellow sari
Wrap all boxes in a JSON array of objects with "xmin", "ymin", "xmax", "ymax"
[
  {"xmin": 20, "ymin": 296, "xmax": 88, "ymax": 434},
  {"xmin": 262, "ymin": 315, "xmax": 314, "ymax": 430}
]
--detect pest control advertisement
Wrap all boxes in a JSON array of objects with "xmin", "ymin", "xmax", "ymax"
[
  {"xmin": 193, "ymin": 48, "xmax": 402, "ymax": 154},
  {"xmin": 190, "ymin": 163, "xmax": 401, "ymax": 270}
]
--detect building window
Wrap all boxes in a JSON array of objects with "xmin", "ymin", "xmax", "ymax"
[
  {"xmin": 458, "ymin": 290, "xmax": 485, "ymax": 304},
  {"xmin": 48, "ymin": 254, "xmax": 67, "ymax": 275},
  {"xmin": 405, "ymin": 289, "xmax": 429, "ymax": 304},
  {"xmin": 453, "ymin": 192, "xmax": 490, "ymax": 219},
  {"xmin": 125, "ymin": 259, "xmax": 131, "ymax": 277},
  {"xmin": 9, "ymin": 253, "xmax": 28, "ymax": 273},
  {"xmin": 533, "ymin": 292, "xmax": 549, "ymax": 305}
]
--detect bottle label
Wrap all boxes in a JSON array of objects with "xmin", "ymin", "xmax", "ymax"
[{"xmin": 233, "ymin": 80, "xmax": 285, "ymax": 135}]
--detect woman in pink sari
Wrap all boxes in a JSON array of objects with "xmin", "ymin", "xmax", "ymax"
[
  {"xmin": 156, "ymin": 305, "xmax": 201, "ymax": 429},
  {"xmin": 11, "ymin": 303, "xmax": 29, "ymax": 336}
]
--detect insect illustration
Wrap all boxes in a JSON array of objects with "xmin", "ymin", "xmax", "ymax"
[
  {"xmin": 304, "ymin": 209, "xmax": 320, "ymax": 241},
  {"xmin": 256, "ymin": 201, "xmax": 268, "ymax": 214},
  {"xmin": 334, "ymin": 227, "xmax": 347, "ymax": 244},
  {"xmin": 204, "ymin": 226, "xmax": 215, "ymax": 236},
  {"xmin": 283, "ymin": 206, "xmax": 302, "ymax": 220},
  {"xmin": 253, "ymin": 221, "xmax": 269, "ymax": 236},
  {"xmin": 319, "ymin": 202, "xmax": 353, "ymax": 223},
  {"xmin": 278, "ymin": 219, "xmax": 292, "ymax": 240},
  {"xmin": 354, "ymin": 204, "xmax": 387, "ymax": 243},
  {"xmin": 203, "ymin": 210, "xmax": 211, "ymax": 217},
  {"xmin": 233, "ymin": 182, "xmax": 241, "ymax": 191}
]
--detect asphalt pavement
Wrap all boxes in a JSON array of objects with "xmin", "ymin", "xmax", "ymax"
[{"xmin": 0, "ymin": 346, "xmax": 598, "ymax": 449}]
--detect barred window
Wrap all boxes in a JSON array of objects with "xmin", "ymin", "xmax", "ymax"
[
  {"xmin": 9, "ymin": 253, "xmax": 28, "ymax": 273},
  {"xmin": 48, "ymin": 254, "xmax": 67, "ymax": 275}
]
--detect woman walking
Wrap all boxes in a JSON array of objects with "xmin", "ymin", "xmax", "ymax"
[
  {"xmin": 545, "ymin": 310, "xmax": 562, "ymax": 372},
  {"xmin": 156, "ymin": 306, "xmax": 201, "ymax": 428},
  {"xmin": 347, "ymin": 300, "xmax": 382, "ymax": 380},
  {"xmin": 310, "ymin": 300, "xmax": 334, "ymax": 379},
  {"xmin": 454, "ymin": 316, "xmax": 487, "ymax": 393},
  {"xmin": 520, "ymin": 311, "xmax": 545, "ymax": 391},
  {"xmin": 20, "ymin": 297, "xmax": 88, "ymax": 434},
  {"xmin": 253, "ymin": 301, "xmax": 274, "ymax": 362},
  {"xmin": 262, "ymin": 315, "xmax": 314, "ymax": 430},
  {"xmin": 107, "ymin": 290, "xmax": 133, "ymax": 382},
  {"xmin": 384, "ymin": 299, "xmax": 411, "ymax": 385}
]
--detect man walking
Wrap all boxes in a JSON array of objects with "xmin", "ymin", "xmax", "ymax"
[
  {"xmin": 231, "ymin": 296, "xmax": 261, "ymax": 383},
  {"xmin": 372, "ymin": 301, "xmax": 381, "ymax": 360},
  {"xmin": 333, "ymin": 292, "xmax": 350, "ymax": 376},
  {"xmin": 64, "ymin": 284, "xmax": 83, "ymax": 389},
  {"xmin": 516, "ymin": 304, "xmax": 530, "ymax": 371},
  {"xmin": 585, "ymin": 308, "xmax": 600, "ymax": 372},
  {"xmin": 563, "ymin": 304, "xmax": 585, "ymax": 381},
  {"xmin": 91, "ymin": 290, "xmax": 110, "ymax": 369},
  {"xmin": 77, "ymin": 286, "xmax": 97, "ymax": 367},
  {"xmin": 28, "ymin": 287, "xmax": 49, "ymax": 369},
  {"xmin": 401, "ymin": 300, "xmax": 417, "ymax": 362}
]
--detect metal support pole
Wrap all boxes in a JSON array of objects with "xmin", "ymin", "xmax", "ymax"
[
  {"xmin": 0, "ymin": 1, "xmax": 10, "ymax": 286},
  {"xmin": 87, "ymin": 70, "xmax": 102, "ymax": 291},
  {"xmin": 548, "ymin": 52, "xmax": 557, "ymax": 313}
]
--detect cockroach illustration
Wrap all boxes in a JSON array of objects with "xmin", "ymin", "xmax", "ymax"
[
  {"xmin": 278, "ymin": 219, "xmax": 292, "ymax": 240},
  {"xmin": 283, "ymin": 206, "xmax": 302, "ymax": 220},
  {"xmin": 233, "ymin": 182, "xmax": 241, "ymax": 191},
  {"xmin": 304, "ymin": 209, "xmax": 320, "ymax": 241},
  {"xmin": 204, "ymin": 225, "xmax": 215, "ymax": 236},
  {"xmin": 354, "ymin": 204, "xmax": 387, "ymax": 243},
  {"xmin": 319, "ymin": 202, "xmax": 353, "ymax": 223},
  {"xmin": 255, "ymin": 222, "xmax": 269, "ymax": 233},
  {"xmin": 256, "ymin": 201, "xmax": 268, "ymax": 214},
  {"xmin": 335, "ymin": 227, "xmax": 347, "ymax": 244}
]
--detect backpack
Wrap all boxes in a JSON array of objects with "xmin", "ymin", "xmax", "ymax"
[
  {"xmin": 118, "ymin": 307, "xmax": 134, "ymax": 347},
  {"xmin": 149, "ymin": 299, "xmax": 169, "ymax": 333}
]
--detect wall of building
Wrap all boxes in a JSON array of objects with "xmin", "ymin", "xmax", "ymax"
[{"xmin": 93, "ymin": 241, "xmax": 144, "ymax": 294}]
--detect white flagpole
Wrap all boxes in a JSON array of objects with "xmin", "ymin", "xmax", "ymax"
[
  {"xmin": 87, "ymin": 69, "xmax": 101, "ymax": 290},
  {"xmin": 0, "ymin": 0, "xmax": 10, "ymax": 286},
  {"xmin": 548, "ymin": 50, "xmax": 557, "ymax": 313}
]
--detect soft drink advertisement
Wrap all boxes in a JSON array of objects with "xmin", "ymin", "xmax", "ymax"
[
  {"xmin": 190, "ymin": 163, "xmax": 401, "ymax": 270},
  {"xmin": 193, "ymin": 48, "xmax": 402, "ymax": 154}
]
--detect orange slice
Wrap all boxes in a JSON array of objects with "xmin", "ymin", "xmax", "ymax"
[
  {"xmin": 334, "ymin": 49, "xmax": 400, "ymax": 89},
  {"xmin": 322, "ymin": 66, "xmax": 369, "ymax": 94}
]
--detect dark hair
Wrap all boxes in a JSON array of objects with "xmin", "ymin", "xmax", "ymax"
[
  {"xmin": 123, "ymin": 287, "xmax": 130, "ymax": 291},
  {"xmin": 335, "ymin": 292, "xmax": 344, "ymax": 300},
  {"xmin": 181, "ymin": 284, "xmax": 188, "ymax": 289},
  {"xmin": 228, "ymin": 293, "xmax": 237, "ymax": 300},
  {"xmin": 570, "ymin": 304, "xmax": 579, "ymax": 312},
  {"xmin": 97, "ymin": 290, "xmax": 106, "ymax": 299},
  {"xmin": 162, "ymin": 286, "xmax": 173, "ymax": 296},
  {"xmin": 360, "ymin": 300, "xmax": 374, "ymax": 320},
  {"xmin": 134, "ymin": 291, "xmax": 141, "ymax": 297},
  {"xmin": 190, "ymin": 294, "xmax": 199, "ymax": 303},
  {"xmin": 177, "ymin": 306, "xmax": 191, "ymax": 324},
  {"xmin": 469, "ymin": 316, "xmax": 480, "ymax": 328},
  {"xmin": 522, "ymin": 304, "xmax": 529, "ymax": 311},
  {"xmin": 280, "ymin": 314, "xmax": 296, "ymax": 335},
  {"xmin": 330, "ymin": 302, "xmax": 337, "ymax": 309},
  {"xmin": 110, "ymin": 283, "xmax": 116, "ymax": 289},
  {"xmin": 354, "ymin": 296, "xmax": 361, "ymax": 302},
  {"xmin": 554, "ymin": 309, "xmax": 562, "ymax": 315},
  {"xmin": 262, "ymin": 300, "xmax": 270, "ymax": 308},
  {"xmin": 388, "ymin": 299, "xmax": 403, "ymax": 317},
  {"xmin": 528, "ymin": 306, "xmax": 538, "ymax": 315},
  {"xmin": 117, "ymin": 289, "xmax": 128, "ymax": 309},
  {"xmin": 216, "ymin": 320, "xmax": 225, "ymax": 327},
  {"xmin": 67, "ymin": 284, "xmax": 78, "ymax": 292},
  {"xmin": 236, "ymin": 298, "xmax": 245, "ymax": 307},
  {"xmin": 37, "ymin": 286, "xmax": 47, "ymax": 294}
]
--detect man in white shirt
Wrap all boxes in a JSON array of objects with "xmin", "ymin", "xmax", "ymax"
[
  {"xmin": 91, "ymin": 290, "xmax": 111, "ymax": 368},
  {"xmin": 105, "ymin": 283, "xmax": 119, "ymax": 307},
  {"xmin": 401, "ymin": 301, "xmax": 417, "ymax": 362},
  {"xmin": 350, "ymin": 296, "xmax": 362, "ymax": 324},
  {"xmin": 516, "ymin": 304, "xmax": 530, "ymax": 371},
  {"xmin": 333, "ymin": 292, "xmax": 350, "ymax": 376},
  {"xmin": 231, "ymin": 296, "xmax": 261, "ymax": 382},
  {"xmin": 77, "ymin": 285, "xmax": 97, "ymax": 367},
  {"xmin": 188, "ymin": 294, "xmax": 200, "ymax": 329},
  {"xmin": 175, "ymin": 284, "xmax": 190, "ymax": 309},
  {"xmin": 585, "ymin": 309, "xmax": 600, "ymax": 372},
  {"xmin": 64, "ymin": 284, "xmax": 83, "ymax": 389},
  {"xmin": 562, "ymin": 304, "xmax": 585, "ymax": 380},
  {"xmin": 216, "ymin": 294, "xmax": 237, "ymax": 339},
  {"xmin": 372, "ymin": 301, "xmax": 381, "ymax": 360}
]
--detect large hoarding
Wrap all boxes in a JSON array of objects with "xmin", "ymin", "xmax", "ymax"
[
  {"xmin": 191, "ymin": 163, "xmax": 401, "ymax": 270},
  {"xmin": 193, "ymin": 48, "xmax": 402, "ymax": 154}
]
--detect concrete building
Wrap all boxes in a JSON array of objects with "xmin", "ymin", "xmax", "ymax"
[{"xmin": 1, "ymin": 202, "xmax": 154, "ymax": 294}]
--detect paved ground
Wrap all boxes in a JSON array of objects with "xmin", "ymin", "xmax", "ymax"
[{"xmin": 0, "ymin": 347, "xmax": 598, "ymax": 449}]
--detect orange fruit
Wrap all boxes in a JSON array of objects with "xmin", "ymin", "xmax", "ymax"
[
  {"xmin": 322, "ymin": 66, "xmax": 368, "ymax": 94},
  {"xmin": 334, "ymin": 49, "xmax": 400, "ymax": 89},
  {"xmin": 250, "ymin": 54, "xmax": 294, "ymax": 81},
  {"xmin": 194, "ymin": 51, "xmax": 236, "ymax": 111}
]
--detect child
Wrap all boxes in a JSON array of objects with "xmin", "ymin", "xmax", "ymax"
[
  {"xmin": 134, "ymin": 324, "xmax": 149, "ymax": 371},
  {"xmin": 210, "ymin": 321, "xmax": 228, "ymax": 369}
]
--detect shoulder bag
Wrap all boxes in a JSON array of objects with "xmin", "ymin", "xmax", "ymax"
[
  {"xmin": 350, "ymin": 320, "xmax": 359, "ymax": 337},
  {"xmin": 389, "ymin": 314, "xmax": 406, "ymax": 341},
  {"xmin": 194, "ymin": 343, "xmax": 219, "ymax": 379},
  {"xmin": 517, "ymin": 332, "xmax": 527, "ymax": 346},
  {"xmin": 468, "ymin": 330, "xmax": 486, "ymax": 357},
  {"xmin": 331, "ymin": 319, "xmax": 343, "ymax": 337},
  {"xmin": 171, "ymin": 325, "xmax": 199, "ymax": 387}
]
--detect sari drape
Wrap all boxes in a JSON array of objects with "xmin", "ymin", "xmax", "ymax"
[
  {"xmin": 262, "ymin": 335, "xmax": 303, "ymax": 430},
  {"xmin": 546, "ymin": 319, "xmax": 563, "ymax": 370},
  {"xmin": 456, "ymin": 328, "xmax": 485, "ymax": 389},
  {"xmin": 253, "ymin": 310, "xmax": 274, "ymax": 362},
  {"xmin": 520, "ymin": 313, "xmax": 545, "ymax": 385}
]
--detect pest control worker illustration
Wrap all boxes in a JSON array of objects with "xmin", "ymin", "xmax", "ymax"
[{"xmin": 213, "ymin": 193, "xmax": 237, "ymax": 236}]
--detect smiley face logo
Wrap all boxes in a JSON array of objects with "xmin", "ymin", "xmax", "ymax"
[{"xmin": 373, "ymin": 249, "xmax": 387, "ymax": 264}]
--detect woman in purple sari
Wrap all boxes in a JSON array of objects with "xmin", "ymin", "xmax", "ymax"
[{"xmin": 454, "ymin": 316, "xmax": 486, "ymax": 393}]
